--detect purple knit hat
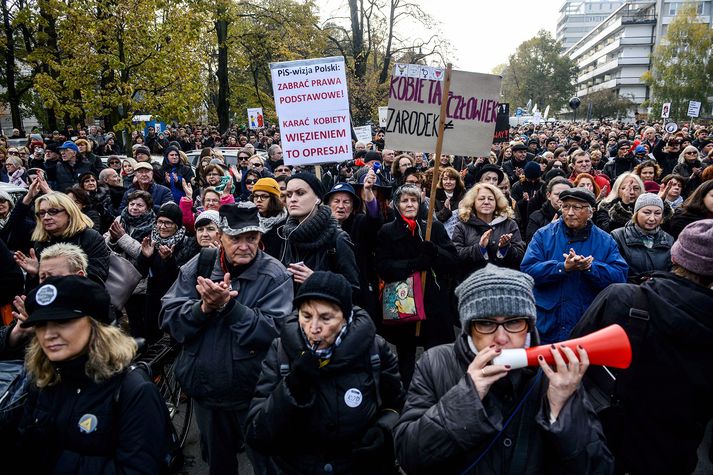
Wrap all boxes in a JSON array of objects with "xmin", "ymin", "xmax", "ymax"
[{"xmin": 671, "ymin": 219, "xmax": 713, "ymax": 276}]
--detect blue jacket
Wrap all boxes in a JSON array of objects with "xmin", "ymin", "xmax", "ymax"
[
  {"xmin": 119, "ymin": 182, "xmax": 173, "ymax": 213},
  {"xmin": 521, "ymin": 219, "xmax": 627, "ymax": 343}
]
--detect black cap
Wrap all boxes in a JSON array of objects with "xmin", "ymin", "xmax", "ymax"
[
  {"xmin": 364, "ymin": 150, "xmax": 382, "ymax": 163},
  {"xmin": 287, "ymin": 172, "xmax": 325, "ymax": 200},
  {"xmin": 23, "ymin": 276, "xmax": 111, "ymax": 327},
  {"xmin": 294, "ymin": 271, "xmax": 352, "ymax": 317},
  {"xmin": 559, "ymin": 188, "xmax": 596, "ymax": 208},
  {"xmin": 474, "ymin": 164, "xmax": 504, "ymax": 184},
  {"xmin": 511, "ymin": 143, "xmax": 528, "ymax": 152},
  {"xmin": 218, "ymin": 202, "xmax": 264, "ymax": 236}
]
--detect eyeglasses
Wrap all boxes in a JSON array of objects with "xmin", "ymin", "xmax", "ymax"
[
  {"xmin": 36, "ymin": 208, "xmax": 66, "ymax": 218},
  {"xmin": 252, "ymin": 193, "xmax": 271, "ymax": 201},
  {"xmin": 156, "ymin": 220, "xmax": 176, "ymax": 228},
  {"xmin": 239, "ymin": 156, "xmax": 249, "ymax": 161},
  {"xmin": 472, "ymin": 318, "xmax": 528, "ymax": 335},
  {"xmin": 246, "ymin": 179, "xmax": 258, "ymax": 185},
  {"xmin": 685, "ymin": 151, "xmax": 698, "ymax": 155},
  {"xmin": 561, "ymin": 204, "xmax": 590, "ymax": 212},
  {"xmin": 249, "ymin": 162, "xmax": 263, "ymax": 168}
]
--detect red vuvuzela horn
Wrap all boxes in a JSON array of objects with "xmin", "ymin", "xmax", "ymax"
[{"xmin": 492, "ymin": 324, "xmax": 632, "ymax": 370}]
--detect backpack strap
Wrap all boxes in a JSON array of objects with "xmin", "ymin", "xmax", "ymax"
[
  {"xmin": 370, "ymin": 340, "xmax": 382, "ymax": 408},
  {"xmin": 196, "ymin": 248, "xmax": 218, "ymax": 280}
]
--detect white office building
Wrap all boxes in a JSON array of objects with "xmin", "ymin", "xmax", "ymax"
[
  {"xmin": 557, "ymin": 0, "xmax": 626, "ymax": 51},
  {"xmin": 566, "ymin": 1, "xmax": 658, "ymax": 116}
]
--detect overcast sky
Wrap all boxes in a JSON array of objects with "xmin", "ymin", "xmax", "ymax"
[{"xmin": 314, "ymin": 0, "xmax": 563, "ymax": 74}]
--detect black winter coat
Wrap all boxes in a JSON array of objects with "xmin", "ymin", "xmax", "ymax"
[
  {"xmin": 0, "ymin": 200, "xmax": 35, "ymax": 253},
  {"xmin": 526, "ymin": 201, "xmax": 558, "ymax": 242},
  {"xmin": 571, "ymin": 273, "xmax": 713, "ymax": 475},
  {"xmin": 664, "ymin": 207, "xmax": 709, "ymax": 239},
  {"xmin": 375, "ymin": 216, "xmax": 458, "ymax": 345},
  {"xmin": 394, "ymin": 333, "xmax": 614, "ymax": 474},
  {"xmin": 433, "ymin": 188, "xmax": 465, "ymax": 223},
  {"xmin": 602, "ymin": 156, "xmax": 639, "ymax": 183},
  {"xmin": 46, "ymin": 159, "xmax": 93, "ymax": 192},
  {"xmin": 11, "ymin": 359, "xmax": 169, "ymax": 475},
  {"xmin": 451, "ymin": 214, "xmax": 525, "ymax": 277},
  {"xmin": 34, "ymin": 227, "xmax": 110, "ymax": 283},
  {"xmin": 611, "ymin": 222, "xmax": 673, "ymax": 281},
  {"xmin": 279, "ymin": 205, "xmax": 360, "ymax": 294},
  {"xmin": 246, "ymin": 309, "xmax": 405, "ymax": 475}
]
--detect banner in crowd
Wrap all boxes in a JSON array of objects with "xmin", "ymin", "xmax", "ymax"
[
  {"xmin": 247, "ymin": 108, "xmax": 264, "ymax": 129},
  {"xmin": 270, "ymin": 56, "xmax": 352, "ymax": 166},
  {"xmin": 688, "ymin": 100, "xmax": 701, "ymax": 118},
  {"xmin": 385, "ymin": 64, "xmax": 502, "ymax": 156},
  {"xmin": 353, "ymin": 125, "xmax": 372, "ymax": 144},
  {"xmin": 378, "ymin": 107, "xmax": 389, "ymax": 127},
  {"xmin": 493, "ymin": 103, "xmax": 510, "ymax": 143}
]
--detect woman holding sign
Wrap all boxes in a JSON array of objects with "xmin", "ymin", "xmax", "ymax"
[{"xmin": 375, "ymin": 184, "xmax": 458, "ymax": 389}]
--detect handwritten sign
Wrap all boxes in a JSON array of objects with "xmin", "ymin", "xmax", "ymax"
[
  {"xmin": 270, "ymin": 56, "xmax": 352, "ymax": 166},
  {"xmin": 353, "ymin": 125, "xmax": 372, "ymax": 144},
  {"xmin": 385, "ymin": 64, "xmax": 501, "ymax": 156},
  {"xmin": 688, "ymin": 100, "xmax": 701, "ymax": 118},
  {"xmin": 493, "ymin": 103, "xmax": 509, "ymax": 143}
]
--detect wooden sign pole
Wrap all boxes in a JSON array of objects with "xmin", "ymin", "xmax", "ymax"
[{"xmin": 417, "ymin": 63, "xmax": 453, "ymax": 337}]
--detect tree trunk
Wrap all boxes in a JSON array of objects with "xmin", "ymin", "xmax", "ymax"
[
  {"xmin": 348, "ymin": 0, "xmax": 366, "ymax": 79},
  {"xmin": 215, "ymin": 14, "xmax": 230, "ymax": 134},
  {"xmin": 1, "ymin": 0, "xmax": 23, "ymax": 131},
  {"xmin": 38, "ymin": 0, "xmax": 58, "ymax": 131},
  {"xmin": 378, "ymin": 0, "xmax": 396, "ymax": 84}
]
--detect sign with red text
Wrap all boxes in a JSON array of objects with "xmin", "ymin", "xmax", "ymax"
[
  {"xmin": 270, "ymin": 56, "xmax": 352, "ymax": 165},
  {"xmin": 385, "ymin": 64, "xmax": 502, "ymax": 156}
]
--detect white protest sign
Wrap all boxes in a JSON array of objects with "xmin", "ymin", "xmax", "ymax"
[
  {"xmin": 661, "ymin": 102, "xmax": 671, "ymax": 119},
  {"xmin": 533, "ymin": 111, "xmax": 542, "ymax": 125},
  {"xmin": 385, "ymin": 64, "xmax": 502, "ymax": 156},
  {"xmin": 247, "ymin": 108, "xmax": 264, "ymax": 129},
  {"xmin": 353, "ymin": 125, "xmax": 372, "ymax": 144},
  {"xmin": 270, "ymin": 56, "xmax": 352, "ymax": 166},
  {"xmin": 688, "ymin": 101, "xmax": 701, "ymax": 118},
  {"xmin": 378, "ymin": 106, "xmax": 389, "ymax": 127}
]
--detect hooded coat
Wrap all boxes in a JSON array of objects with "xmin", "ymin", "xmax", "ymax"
[{"xmin": 571, "ymin": 272, "xmax": 713, "ymax": 475}]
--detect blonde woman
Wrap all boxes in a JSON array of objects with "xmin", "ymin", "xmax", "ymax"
[
  {"xmin": 594, "ymin": 172, "xmax": 662, "ymax": 232},
  {"xmin": 452, "ymin": 182, "xmax": 525, "ymax": 275},
  {"xmin": 672, "ymin": 145, "xmax": 703, "ymax": 179},
  {"xmin": 14, "ymin": 191, "xmax": 109, "ymax": 282},
  {"xmin": 11, "ymin": 276, "xmax": 170, "ymax": 474}
]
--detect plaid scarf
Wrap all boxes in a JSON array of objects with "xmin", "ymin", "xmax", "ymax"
[{"xmin": 301, "ymin": 310, "xmax": 354, "ymax": 363}]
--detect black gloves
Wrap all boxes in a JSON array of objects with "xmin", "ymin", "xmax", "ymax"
[
  {"xmin": 420, "ymin": 240, "xmax": 438, "ymax": 258},
  {"xmin": 285, "ymin": 350, "xmax": 320, "ymax": 404},
  {"xmin": 353, "ymin": 426, "xmax": 386, "ymax": 456}
]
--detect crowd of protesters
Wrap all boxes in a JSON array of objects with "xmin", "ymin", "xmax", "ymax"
[{"xmin": 0, "ymin": 117, "xmax": 711, "ymax": 475}]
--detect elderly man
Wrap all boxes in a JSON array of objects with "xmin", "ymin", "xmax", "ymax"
[
  {"xmin": 119, "ymin": 162, "xmax": 172, "ymax": 212},
  {"xmin": 45, "ymin": 140, "xmax": 92, "ymax": 191},
  {"xmin": 161, "ymin": 202, "xmax": 293, "ymax": 475},
  {"xmin": 521, "ymin": 188, "xmax": 627, "ymax": 343},
  {"xmin": 265, "ymin": 144, "xmax": 284, "ymax": 173}
]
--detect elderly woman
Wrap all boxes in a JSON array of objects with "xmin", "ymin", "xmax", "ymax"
[
  {"xmin": 611, "ymin": 193, "xmax": 673, "ymax": 283},
  {"xmin": 251, "ymin": 177, "xmax": 287, "ymax": 258},
  {"xmin": 594, "ymin": 172, "xmax": 647, "ymax": 232},
  {"xmin": 452, "ymin": 183, "xmax": 525, "ymax": 276},
  {"xmin": 106, "ymin": 190, "xmax": 156, "ymax": 262},
  {"xmin": 280, "ymin": 172, "xmax": 360, "ymax": 293},
  {"xmin": 5, "ymin": 156, "xmax": 28, "ymax": 188},
  {"xmin": 672, "ymin": 145, "xmax": 703, "ymax": 179},
  {"xmin": 433, "ymin": 166, "xmax": 466, "ymax": 225},
  {"xmin": 10, "ymin": 276, "xmax": 170, "ymax": 474},
  {"xmin": 394, "ymin": 265, "xmax": 613, "ymax": 474},
  {"xmin": 14, "ymin": 190, "xmax": 109, "ymax": 283},
  {"xmin": 375, "ymin": 184, "xmax": 458, "ymax": 388},
  {"xmin": 246, "ymin": 271, "xmax": 405, "ymax": 474}
]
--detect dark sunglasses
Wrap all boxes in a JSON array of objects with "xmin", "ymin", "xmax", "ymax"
[{"xmin": 246, "ymin": 179, "xmax": 258, "ymax": 185}]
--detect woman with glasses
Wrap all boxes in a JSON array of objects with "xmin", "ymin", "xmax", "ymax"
[
  {"xmin": 14, "ymin": 191, "xmax": 109, "ymax": 284},
  {"xmin": 672, "ymin": 145, "xmax": 703, "ymax": 180},
  {"xmin": 242, "ymin": 169, "xmax": 262, "ymax": 201},
  {"xmin": 394, "ymin": 264, "xmax": 612, "ymax": 474},
  {"xmin": 391, "ymin": 154, "xmax": 415, "ymax": 188},
  {"xmin": 5, "ymin": 156, "xmax": 28, "ymax": 188},
  {"xmin": 106, "ymin": 155, "xmax": 122, "ymax": 172},
  {"xmin": 251, "ymin": 178, "xmax": 287, "ymax": 259}
]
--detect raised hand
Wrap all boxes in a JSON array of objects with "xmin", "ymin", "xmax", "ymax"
[
  {"xmin": 467, "ymin": 345, "xmax": 511, "ymax": 401},
  {"xmin": 140, "ymin": 236, "xmax": 155, "ymax": 258},
  {"xmin": 538, "ymin": 344, "xmax": 589, "ymax": 420},
  {"xmin": 14, "ymin": 249, "xmax": 39, "ymax": 276}
]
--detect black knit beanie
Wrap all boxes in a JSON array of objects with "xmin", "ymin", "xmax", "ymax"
[
  {"xmin": 288, "ymin": 172, "xmax": 325, "ymax": 200},
  {"xmin": 157, "ymin": 202, "xmax": 183, "ymax": 227},
  {"xmin": 294, "ymin": 271, "xmax": 352, "ymax": 317}
]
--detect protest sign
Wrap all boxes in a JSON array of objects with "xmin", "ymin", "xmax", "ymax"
[
  {"xmin": 270, "ymin": 56, "xmax": 352, "ymax": 166},
  {"xmin": 378, "ymin": 107, "xmax": 389, "ymax": 127},
  {"xmin": 493, "ymin": 103, "xmax": 509, "ymax": 143},
  {"xmin": 247, "ymin": 108, "xmax": 264, "ymax": 129},
  {"xmin": 688, "ymin": 101, "xmax": 701, "ymax": 118},
  {"xmin": 353, "ymin": 125, "xmax": 372, "ymax": 144},
  {"xmin": 385, "ymin": 64, "xmax": 502, "ymax": 156},
  {"xmin": 661, "ymin": 102, "xmax": 671, "ymax": 119}
]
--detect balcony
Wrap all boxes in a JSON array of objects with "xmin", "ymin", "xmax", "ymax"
[
  {"xmin": 621, "ymin": 13, "xmax": 656, "ymax": 25},
  {"xmin": 620, "ymin": 35, "xmax": 653, "ymax": 45},
  {"xmin": 618, "ymin": 56, "xmax": 650, "ymax": 66},
  {"xmin": 578, "ymin": 57, "xmax": 620, "ymax": 82}
]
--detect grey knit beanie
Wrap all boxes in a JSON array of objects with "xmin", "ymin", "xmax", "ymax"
[
  {"xmin": 634, "ymin": 192, "xmax": 664, "ymax": 214},
  {"xmin": 455, "ymin": 264, "xmax": 537, "ymax": 329}
]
